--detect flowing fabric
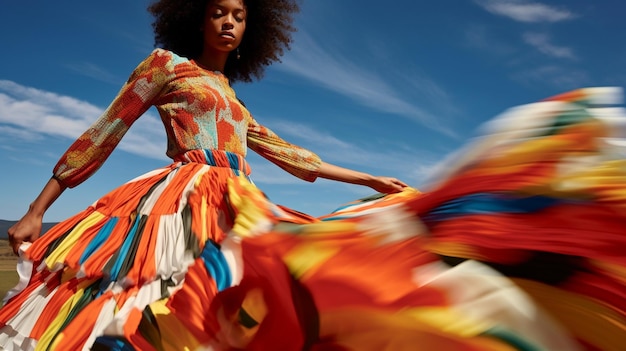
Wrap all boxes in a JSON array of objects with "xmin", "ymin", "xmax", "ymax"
[
  {"xmin": 209, "ymin": 86, "xmax": 625, "ymax": 351},
  {"xmin": 2, "ymin": 87, "xmax": 626, "ymax": 350},
  {"xmin": 0, "ymin": 150, "xmax": 308, "ymax": 350}
]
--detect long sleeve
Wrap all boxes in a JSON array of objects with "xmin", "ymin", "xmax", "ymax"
[
  {"xmin": 53, "ymin": 50, "xmax": 171, "ymax": 188},
  {"xmin": 247, "ymin": 117, "xmax": 322, "ymax": 182}
]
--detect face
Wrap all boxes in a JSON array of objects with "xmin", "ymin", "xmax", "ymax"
[{"xmin": 203, "ymin": 0, "xmax": 247, "ymax": 55}]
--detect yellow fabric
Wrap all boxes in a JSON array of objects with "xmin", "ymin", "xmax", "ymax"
[
  {"xmin": 36, "ymin": 279, "xmax": 94, "ymax": 351},
  {"xmin": 44, "ymin": 211, "xmax": 106, "ymax": 269}
]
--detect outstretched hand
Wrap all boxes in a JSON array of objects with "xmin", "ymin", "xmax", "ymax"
[
  {"xmin": 367, "ymin": 176, "xmax": 408, "ymax": 194},
  {"xmin": 7, "ymin": 177, "xmax": 65, "ymax": 255},
  {"xmin": 8, "ymin": 213, "xmax": 42, "ymax": 256}
]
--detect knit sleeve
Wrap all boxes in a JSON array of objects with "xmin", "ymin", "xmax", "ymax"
[
  {"xmin": 53, "ymin": 49, "xmax": 173, "ymax": 188},
  {"xmin": 247, "ymin": 117, "xmax": 322, "ymax": 182}
]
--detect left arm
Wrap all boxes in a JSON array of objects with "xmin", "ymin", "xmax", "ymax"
[
  {"xmin": 246, "ymin": 116, "xmax": 407, "ymax": 194},
  {"xmin": 318, "ymin": 161, "xmax": 407, "ymax": 194}
]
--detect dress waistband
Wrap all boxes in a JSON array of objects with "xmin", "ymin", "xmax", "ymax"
[{"xmin": 173, "ymin": 149, "xmax": 251, "ymax": 176}]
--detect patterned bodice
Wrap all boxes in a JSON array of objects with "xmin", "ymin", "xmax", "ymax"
[{"xmin": 53, "ymin": 49, "xmax": 321, "ymax": 188}]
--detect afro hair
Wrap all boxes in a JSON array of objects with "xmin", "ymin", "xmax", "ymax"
[{"xmin": 148, "ymin": 0, "xmax": 300, "ymax": 83}]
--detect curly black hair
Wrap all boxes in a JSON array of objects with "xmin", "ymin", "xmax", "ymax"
[{"xmin": 148, "ymin": 0, "xmax": 300, "ymax": 83}]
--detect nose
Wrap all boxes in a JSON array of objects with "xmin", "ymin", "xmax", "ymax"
[{"xmin": 221, "ymin": 15, "xmax": 235, "ymax": 30}]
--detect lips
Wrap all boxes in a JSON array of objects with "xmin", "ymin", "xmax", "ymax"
[{"xmin": 220, "ymin": 31, "xmax": 235, "ymax": 39}]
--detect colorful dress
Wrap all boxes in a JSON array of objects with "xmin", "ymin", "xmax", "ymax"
[
  {"xmin": 0, "ymin": 48, "xmax": 323, "ymax": 350},
  {"xmin": 0, "ymin": 45, "xmax": 625, "ymax": 350}
]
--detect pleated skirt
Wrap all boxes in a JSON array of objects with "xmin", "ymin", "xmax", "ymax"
[{"xmin": 0, "ymin": 149, "xmax": 307, "ymax": 350}]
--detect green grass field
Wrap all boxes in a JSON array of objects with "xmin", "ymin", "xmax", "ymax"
[{"xmin": 0, "ymin": 270, "xmax": 18, "ymax": 299}]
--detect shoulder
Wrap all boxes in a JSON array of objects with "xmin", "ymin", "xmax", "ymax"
[
  {"xmin": 146, "ymin": 48, "xmax": 200, "ymax": 72},
  {"xmin": 145, "ymin": 48, "xmax": 177, "ymax": 66},
  {"xmin": 151, "ymin": 47, "xmax": 172, "ymax": 59},
  {"xmin": 129, "ymin": 48, "xmax": 188, "ymax": 79},
  {"xmin": 149, "ymin": 48, "xmax": 186, "ymax": 62}
]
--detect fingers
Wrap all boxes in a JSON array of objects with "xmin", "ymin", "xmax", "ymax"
[
  {"xmin": 8, "ymin": 228, "xmax": 19, "ymax": 255},
  {"xmin": 9, "ymin": 238, "xmax": 22, "ymax": 256},
  {"xmin": 388, "ymin": 178, "xmax": 408, "ymax": 191},
  {"xmin": 370, "ymin": 176, "xmax": 409, "ymax": 194},
  {"xmin": 382, "ymin": 181, "xmax": 405, "ymax": 193},
  {"xmin": 392, "ymin": 177, "xmax": 409, "ymax": 188}
]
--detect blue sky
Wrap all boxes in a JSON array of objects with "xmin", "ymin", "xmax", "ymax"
[{"xmin": 1, "ymin": 0, "xmax": 625, "ymax": 222}]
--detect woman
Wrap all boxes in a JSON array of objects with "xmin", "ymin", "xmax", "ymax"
[
  {"xmin": 0, "ymin": 0, "xmax": 406, "ymax": 349},
  {"xmin": 4, "ymin": 0, "xmax": 626, "ymax": 350}
]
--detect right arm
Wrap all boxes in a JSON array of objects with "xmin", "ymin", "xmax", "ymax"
[
  {"xmin": 8, "ymin": 177, "xmax": 65, "ymax": 255},
  {"xmin": 53, "ymin": 49, "xmax": 169, "ymax": 189},
  {"xmin": 8, "ymin": 49, "xmax": 171, "ymax": 255}
]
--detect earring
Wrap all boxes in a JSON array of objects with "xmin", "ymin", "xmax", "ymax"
[{"xmin": 236, "ymin": 47, "xmax": 241, "ymax": 60}]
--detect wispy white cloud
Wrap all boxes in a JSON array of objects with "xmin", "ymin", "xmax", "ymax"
[
  {"xmin": 257, "ymin": 117, "xmax": 440, "ymax": 186},
  {"xmin": 523, "ymin": 32, "xmax": 577, "ymax": 59},
  {"xmin": 275, "ymin": 31, "xmax": 456, "ymax": 138},
  {"xmin": 511, "ymin": 65, "xmax": 589, "ymax": 90},
  {"xmin": 0, "ymin": 124, "xmax": 44, "ymax": 142},
  {"xmin": 463, "ymin": 24, "xmax": 517, "ymax": 56},
  {"xmin": 475, "ymin": 0, "xmax": 576, "ymax": 23},
  {"xmin": 64, "ymin": 62, "xmax": 123, "ymax": 85},
  {"xmin": 0, "ymin": 80, "xmax": 167, "ymax": 160},
  {"xmin": 0, "ymin": 81, "xmax": 97, "ymax": 137}
]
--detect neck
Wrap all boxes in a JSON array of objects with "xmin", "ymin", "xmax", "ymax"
[{"xmin": 196, "ymin": 49, "xmax": 229, "ymax": 73}]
